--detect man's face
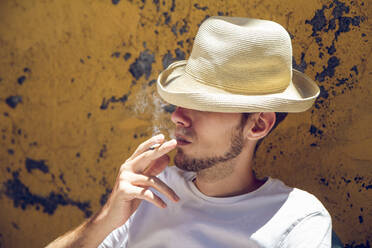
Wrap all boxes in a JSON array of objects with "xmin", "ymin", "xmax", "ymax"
[{"xmin": 171, "ymin": 107, "xmax": 247, "ymax": 172}]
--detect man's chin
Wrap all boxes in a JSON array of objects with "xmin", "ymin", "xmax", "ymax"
[{"xmin": 174, "ymin": 153, "xmax": 197, "ymax": 172}]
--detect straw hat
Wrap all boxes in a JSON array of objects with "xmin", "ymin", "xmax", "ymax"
[{"xmin": 157, "ymin": 16, "xmax": 320, "ymax": 113}]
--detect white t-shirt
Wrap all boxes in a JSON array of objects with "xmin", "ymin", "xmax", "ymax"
[{"xmin": 99, "ymin": 166, "xmax": 332, "ymax": 248}]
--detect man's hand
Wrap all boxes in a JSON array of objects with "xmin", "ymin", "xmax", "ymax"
[
  {"xmin": 44, "ymin": 134, "xmax": 179, "ymax": 248},
  {"xmin": 101, "ymin": 134, "xmax": 180, "ymax": 228}
]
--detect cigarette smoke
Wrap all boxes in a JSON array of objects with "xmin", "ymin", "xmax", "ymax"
[{"xmin": 132, "ymin": 86, "xmax": 175, "ymax": 139}]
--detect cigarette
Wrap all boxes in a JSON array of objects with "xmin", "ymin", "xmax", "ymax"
[{"xmin": 148, "ymin": 143, "xmax": 161, "ymax": 150}]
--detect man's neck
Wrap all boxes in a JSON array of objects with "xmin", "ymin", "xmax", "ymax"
[{"xmin": 193, "ymin": 154, "xmax": 264, "ymax": 197}]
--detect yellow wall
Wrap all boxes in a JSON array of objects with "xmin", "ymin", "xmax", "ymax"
[{"xmin": 0, "ymin": 0, "xmax": 370, "ymax": 247}]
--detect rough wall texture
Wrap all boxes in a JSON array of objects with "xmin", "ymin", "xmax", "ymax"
[{"xmin": 0, "ymin": 0, "xmax": 370, "ymax": 247}]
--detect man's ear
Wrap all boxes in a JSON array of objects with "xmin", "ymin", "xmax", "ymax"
[{"xmin": 246, "ymin": 112, "xmax": 276, "ymax": 141}]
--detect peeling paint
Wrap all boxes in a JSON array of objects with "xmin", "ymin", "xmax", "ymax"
[
  {"xmin": 315, "ymin": 56, "xmax": 340, "ymax": 82},
  {"xmin": 17, "ymin": 75, "xmax": 26, "ymax": 85},
  {"xmin": 25, "ymin": 158, "xmax": 49, "ymax": 174},
  {"xmin": 100, "ymin": 93, "xmax": 129, "ymax": 110},
  {"xmin": 194, "ymin": 3, "xmax": 208, "ymax": 11},
  {"xmin": 5, "ymin": 96, "xmax": 22, "ymax": 108},
  {"xmin": 4, "ymin": 171, "xmax": 92, "ymax": 217},
  {"xmin": 129, "ymin": 50, "xmax": 155, "ymax": 80}
]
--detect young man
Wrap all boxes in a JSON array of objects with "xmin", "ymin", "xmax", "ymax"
[{"xmin": 46, "ymin": 16, "xmax": 331, "ymax": 247}]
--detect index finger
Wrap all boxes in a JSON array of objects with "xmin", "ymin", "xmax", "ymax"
[
  {"xmin": 132, "ymin": 139, "xmax": 177, "ymax": 173},
  {"xmin": 129, "ymin": 134, "xmax": 165, "ymax": 160}
]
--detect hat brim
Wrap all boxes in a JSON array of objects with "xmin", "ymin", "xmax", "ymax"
[{"xmin": 157, "ymin": 60, "xmax": 320, "ymax": 113}]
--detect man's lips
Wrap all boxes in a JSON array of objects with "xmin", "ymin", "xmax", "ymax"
[{"xmin": 175, "ymin": 134, "xmax": 192, "ymax": 145}]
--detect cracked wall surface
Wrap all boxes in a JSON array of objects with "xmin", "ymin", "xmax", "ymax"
[{"xmin": 0, "ymin": 0, "xmax": 370, "ymax": 247}]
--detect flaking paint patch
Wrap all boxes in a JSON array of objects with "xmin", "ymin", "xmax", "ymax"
[
  {"xmin": 4, "ymin": 171, "xmax": 92, "ymax": 217},
  {"xmin": 344, "ymin": 240, "xmax": 370, "ymax": 248},
  {"xmin": 100, "ymin": 93, "xmax": 129, "ymax": 110},
  {"xmin": 25, "ymin": 158, "xmax": 49, "ymax": 174},
  {"xmin": 5, "ymin": 96, "xmax": 22, "ymax": 108},
  {"xmin": 315, "ymin": 56, "xmax": 340, "ymax": 82},
  {"xmin": 162, "ymin": 48, "xmax": 186, "ymax": 69},
  {"xmin": 129, "ymin": 50, "xmax": 155, "ymax": 80},
  {"xmin": 292, "ymin": 52, "xmax": 307, "ymax": 73},
  {"xmin": 17, "ymin": 75, "xmax": 26, "ymax": 85},
  {"xmin": 194, "ymin": 3, "xmax": 208, "ymax": 11}
]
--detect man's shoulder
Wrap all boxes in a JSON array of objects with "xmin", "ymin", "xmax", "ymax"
[{"xmin": 272, "ymin": 179, "xmax": 330, "ymax": 217}]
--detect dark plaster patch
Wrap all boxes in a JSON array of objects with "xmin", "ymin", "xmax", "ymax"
[
  {"xmin": 25, "ymin": 158, "xmax": 49, "ymax": 174},
  {"xmin": 123, "ymin": 52, "xmax": 131, "ymax": 61},
  {"xmin": 100, "ymin": 188, "xmax": 112, "ymax": 206},
  {"xmin": 305, "ymin": 5, "xmax": 327, "ymax": 36},
  {"xmin": 112, "ymin": 0, "xmax": 120, "ymax": 4},
  {"xmin": 179, "ymin": 19, "xmax": 189, "ymax": 35},
  {"xmin": 351, "ymin": 65, "xmax": 358, "ymax": 75},
  {"xmin": 170, "ymin": 0, "xmax": 175, "ymax": 12},
  {"xmin": 315, "ymin": 56, "xmax": 340, "ymax": 82},
  {"xmin": 341, "ymin": 176, "xmax": 351, "ymax": 184},
  {"xmin": 335, "ymin": 16, "xmax": 361, "ymax": 40},
  {"xmin": 59, "ymin": 173, "xmax": 66, "ymax": 185},
  {"xmin": 318, "ymin": 85, "xmax": 329, "ymax": 99},
  {"xmin": 5, "ymin": 96, "xmax": 22, "ymax": 108},
  {"xmin": 153, "ymin": 0, "xmax": 160, "ymax": 11},
  {"xmin": 12, "ymin": 222, "xmax": 19, "ymax": 230},
  {"xmin": 87, "ymin": 112, "xmax": 91, "ymax": 118},
  {"xmin": 129, "ymin": 50, "xmax": 155, "ymax": 80},
  {"xmin": 162, "ymin": 48, "xmax": 186, "ymax": 69},
  {"xmin": 23, "ymin": 67, "xmax": 30, "ymax": 73},
  {"xmin": 194, "ymin": 3, "xmax": 208, "ymax": 11},
  {"xmin": 305, "ymin": 0, "xmax": 363, "ymax": 43},
  {"xmin": 336, "ymin": 78, "xmax": 347, "ymax": 86},
  {"xmin": 171, "ymin": 24, "xmax": 178, "ymax": 36},
  {"xmin": 148, "ymin": 79, "xmax": 156, "ymax": 86},
  {"xmin": 111, "ymin": 52, "xmax": 121, "ymax": 58},
  {"xmin": 80, "ymin": 58, "xmax": 85, "ymax": 64},
  {"xmin": 3, "ymin": 171, "xmax": 92, "ymax": 217},
  {"xmin": 100, "ymin": 93, "xmax": 129, "ymax": 110},
  {"xmin": 345, "ymin": 240, "xmax": 370, "ymax": 248},
  {"xmin": 326, "ymin": 43, "xmax": 336, "ymax": 55},
  {"xmin": 17, "ymin": 75, "xmax": 26, "ymax": 85},
  {"xmin": 358, "ymin": 215, "xmax": 363, "ymax": 223},
  {"xmin": 99, "ymin": 144, "xmax": 107, "ymax": 158},
  {"xmin": 292, "ymin": 52, "xmax": 307, "ymax": 73},
  {"xmin": 309, "ymin": 125, "xmax": 324, "ymax": 137},
  {"xmin": 177, "ymin": 40, "xmax": 184, "ymax": 48},
  {"xmin": 8, "ymin": 149, "xmax": 14, "ymax": 155},
  {"xmin": 76, "ymin": 152, "xmax": 80, "ymax": 158},
  {"xmin": 163, "ymin": 12, "xmax": 171, "ymax": 25},
  {"xmin": 320, "ymin": 178, "xmax": 329, "ymax": 186}
]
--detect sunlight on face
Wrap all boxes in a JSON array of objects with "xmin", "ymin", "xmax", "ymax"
[{"xmin": 174, "ymin": 114, "xmax": 247, "ymax": 172}]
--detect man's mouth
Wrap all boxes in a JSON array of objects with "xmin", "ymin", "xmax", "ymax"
[{"xmin": 175, "ymin": 135, "xmax": 192, "ymax": 146}]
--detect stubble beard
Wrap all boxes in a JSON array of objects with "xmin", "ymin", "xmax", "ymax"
[{"xmin": 174, "ymin": 124, "xmax": 245, "ymax": 172}]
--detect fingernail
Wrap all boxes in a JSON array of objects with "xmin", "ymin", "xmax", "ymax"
[{"xmin": 155, "ymin": 134, "xmax": 164, "ymax": 141}]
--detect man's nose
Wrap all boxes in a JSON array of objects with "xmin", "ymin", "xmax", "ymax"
[{"xmin": 171, "ymin": 107, "xmax": 192, "ymax": 127}]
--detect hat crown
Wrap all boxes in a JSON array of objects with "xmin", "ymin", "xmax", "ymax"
[{"xmin": 185, "ymin": 16, "xmax": 293, "ymax": 95}]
